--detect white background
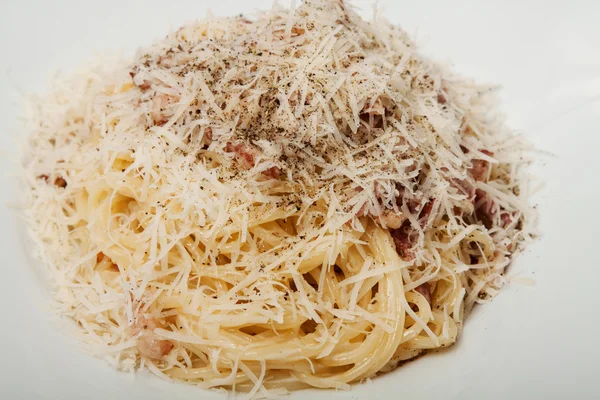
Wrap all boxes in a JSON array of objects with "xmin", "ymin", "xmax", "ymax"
[{"xmin": 1, "ymin": 1, "xmax": 599, "ymax": 399}]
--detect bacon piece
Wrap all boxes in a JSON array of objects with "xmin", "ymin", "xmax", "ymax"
[
  {"xmin": 131, "ymin": 316, "xmax": 173, "ymax": 360},
  {"xmin": 451, "ymin": 149, "xmax": 494, "ymax": 203},
  {"xmin": 224, "ymin": 142, "xmax": 280, "ymax": 179},
  {"xmin": 389, "ymin": 198, "xmax": 433, "ymax": 258},
  {"xmin": 158, "ymin": 55, "xmax": 177, "ymax": 68},
  {"xmin": 469, "ymin": 159, "xmax": 489, "ymax": 182},
  {"xmin": 474, "ymin": 189, "xmax": 494, "ymax": 229},
  {"xmin": 201, "ymin": 127, "xmax": 213, "ymax": 148},
  {"xmin": 129, "ymin": 69, "xmax": 151, "ymax": 91},
  {"xmin": 390, "ymin": 222, "xmax": 416, "ymax": 261},
  {"xmin": 475, "ymin": 189, "xmax": 493, "ymax": 212},
  {"xmin": 272, "ymin": 26, "xmax": 306, "ymax": 40},
  {"xmin": 359, "ymin": 100, "xmax": 386, "ymax": 130},
  {"xmin": 468, "ymin": 149, "xmax": 494, "ymax": 182},
  {"xmin": 356, "ymin": 185, "xmax": 405, "ymax": 228},
  {"xmin": 37, "ymin": 174, "xmax": 49, "ymax": 183},
  {"xmin": 291, "ymin": 26, "xmax": 306, "ymax": 36},
  {"xmin": 451, "ymin": 178, "xmax": 476, "ymax": 204},
  {"xmin": 53, "ymin": 176, "xmax": 67, "ymax": 188},
  {"xmin": 137, "ymin": 333, "xmax": 174, "ymax": 360},
  {"xmin": 150, "ymin": 93, "xmax": 179, "ymax": 126},
  {"xmin": 38, "ymin": 174, "xmax": 67, "ymax": 188},
  {"xmin": 414, "ymin": 283, "xmax": 432, "ymax": 306},
  {"xmin": 419, "ymin": 199, "xmax": 435, "ymax": 227},
  {"xmin": 474, "ymin": 190, "xmax": 515, "ymax": 229},
  {"xmin": 225, "ymin": 142, "xmax": 258, "ymax": 169},
  {"xmin": 358, "ymin": 185, "xmax": 434, "ymax": 230},
  {"xmin": 500, "ymin": 211, "xmax": 513, "ymax": 228},
  {"xmin": 262, "ymin": 166, "xmax": 281, "ymax": 179},
  {"xmin": 457, "ymin": 148, "xmax": 516, "ymax": 230}
]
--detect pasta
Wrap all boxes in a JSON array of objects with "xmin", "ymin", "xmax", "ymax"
[{"xmin": 23, "ymin": 0, "xmax": 536, "ymax": 396}]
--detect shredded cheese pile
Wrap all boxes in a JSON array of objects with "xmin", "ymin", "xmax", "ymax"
[{"xmin": 23, "ymin": 0, "xmax": 536, "ymax": 396}]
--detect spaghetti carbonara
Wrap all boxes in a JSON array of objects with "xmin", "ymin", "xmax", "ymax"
[{"xmin": 23, "ymin": 0, "xmax": 536, "ymax": 396}]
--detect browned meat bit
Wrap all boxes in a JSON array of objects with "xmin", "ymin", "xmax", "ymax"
[
  {"xmin": 225, "ymin": 142, "xmax": 257, "ymax": 169},
  {"xmin": 150, "ymin": 93, "xmax": 178, "ymax": 126},
  {"xmin": 379, "ymin": 199, "xmax": 435, "ymax": 229},
  {"xmin": 474, "ymin": 190, "xmax": 515, "ymax": 230},
  {"xmin": 158, "ymin": 55, "xmax": 180, "ymax": 69},
  {"xmin": 475, "ymin": 188, "xmax": 493, "ymax": 211},
  {"xmin": 356, "ymin": 203, "xmax": 405, "ymax": 229},
  {"xmin": 273, "ymin": 26, "xmax": 306, "ymax": 40},
  {"xmin": 358, "ymin": 186, "xmax": 434, "ymax": 230},
  {"xmin": 460, "ymin": 122, "xmax": 476, "ymax": 136},
  {"xmin": 477, "ymin": 199, "xmax": 514, "ymax": 229},
  {"xmin": 419, "ymin": 199, "xmax": 435, "ymax": 227},
  {"xmin": 359, "ymin": 101, "xmax": 385, "ymax": 130},
  {"xmin": 38, "ymin": 174, "xmax": 67, "ymax": 188},
  {"xmin": 291, "ymin": 26, "xmax": 306, "ymax": 36},
  {"xmin": 53, "ymin": 176, "xmax": 67, "ymax": 188},
  {"xmin": 390, "ymin": 222, "xmax": 417, "ymax": 261},
  {"xmin": 187, "ymin": 126, "xmax": 213, "ymax": 148},
  {"xmin": 468, "ymin": 150, "xmax": 494, "ymax": 182},
  {"xmin": 202, "ymin": 127, "xmax": 213, "ymax": 147},
  {"xmin": 131, "ymin": 316, "xmax": 173, "ymax": 360},
  {"xmin": 129, "ymin": 68, "xmax": 151, "ymax": 91},
  {"xmin": 390, "ymin": 196, "xmax": 434, "ymax": 256},
  {"xmin": 262, "ymin": 166, "xmax": 282, "ymax": 179},
  {"xmin": 414, "ymin": 283, "xmax": 432, "ymax": 306},
  {"xmin": 37, "ymin": 174, "xmax": 50, "ymax": 183},
  {"xmin": 451, "ymin": 178, "xmax": 476, "ymax": 203},
  {"xmin": 481, "ymin": 149, "xmax": 494, "ymax": 157},
  {"xmin": 500, "ymin": 211, "xmax": 513, "ymax": 227},
  {"xmin": 138, "ymin": 81, "xmax": 152, "ymax": 91},
  {"xmin": 437, "ymin": 92, "xmax": 447, "ymax": 104},
  {"xmin": 224, "ymin": 142, "xmax": 280, "ymax": 179},
  {"xmin": 474, "ymin": 189, "xmax": 494, "ymax": 229},
  {"xmin": 461, "ymin": 148, "xmax": 512, "ymax": 230},
  {"xmin": 451, "ymin": 149, "xmax": 494, "ymax": 204},
  {"xmin": 437, "ymin": 79, "xmax": 449, "ymax": 105},
  {"xmin": 469, "ymin": 159, "xmax": 488, "ymax": 181},
  {"xmin": 138, "ymin": 334, "xmax": 173, "ymax": 360}
]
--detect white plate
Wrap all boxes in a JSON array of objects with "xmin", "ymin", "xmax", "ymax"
[{"xmin": 1, "ymin": 1, "xmax": 599, "ymax": 399}]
